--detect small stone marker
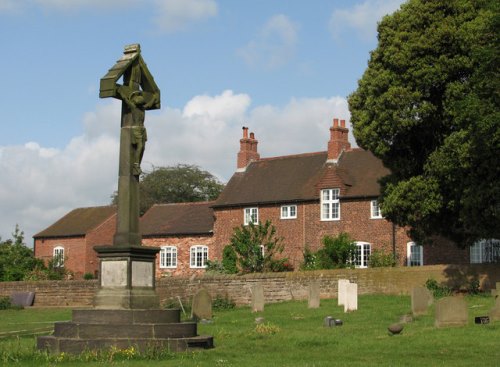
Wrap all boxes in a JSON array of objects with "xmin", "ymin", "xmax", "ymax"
[
  {"xmin": 308, "ymin": 281, "xmax": 320, "ymax": 309},
  {"xmin": 338, "ymin": 279, "xmax": 349, "ymax": 306},
  {"xmin": 488, "ymin": 294, "xmax": 500, "ymax": 322},
  {"xmin": 435, "ymin": 296, "xmax": 468, "ymax": 328},
  {"xmin": 191, "ymin": 289, "xmax": 212, "ymax": 321},
  {"xmin": 10, "ymin": 292, "xmax": 35, "ymax": 307},
  {"xmin": 411, "ymin": 286, "xmax": 433, "ymax": 316},
  {"xmin": 324, "ymin": 316, "xmax": 333, "ymax": 327},
  {"xmin": 344, "ymin": 282, "xmax": 358, "ymax": 312},
  {"xmin": 251, "ymin": 284, "xmax": 265, "ymax": 312}
]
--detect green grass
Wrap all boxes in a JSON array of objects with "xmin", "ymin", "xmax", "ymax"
[{"xmin": 0, "ymin": 295, "xmax": 498, "ymax": 366}]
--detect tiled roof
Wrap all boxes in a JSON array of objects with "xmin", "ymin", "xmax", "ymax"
[
  {"xmin": 140, "ymin": 201, "xmax": 215, "ymax": 237},
  {"xmin": 213, "ymin": 149, "xmax": 389, "ymax": 208},
  {"xmin": 34, "ymin": 206, "xmax": 117, "ymax": 238}
]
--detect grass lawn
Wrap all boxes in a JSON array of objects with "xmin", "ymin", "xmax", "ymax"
[{"xmin": 0, "ymin": 294, "xmax": 497, "ymax": 366}]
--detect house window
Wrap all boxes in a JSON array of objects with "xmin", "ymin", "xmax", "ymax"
[
  {"xmin": 281, "ymin": 205, "xmax": 297, "ymax": 219},
  {"xmin": 53, "ymin": 246, "xmax": 64, "ymax": 268},
  {"xmin": 244, "ymin": 207, "xmax": 258, "ymax": 225},
  {"xmin": 470, "ymin": 239, "xmax": 500, "ymax": 264},
  {"xmin": 190, "ymin": 245, "xmax": 208, "ymax": 268},
  {"xmin": 354, "ymin": 242, "xmax": 371, "ymax": 268},
  {"xmin": 371, "ymin": 200, "xmax": 382, "ymax": 219},
  {"xmin": 160, "ymin": 246, "xmax": 177, "ymax": 268},
  {"xmin": 321, "ymin": 189, "xmax": 340, "ymax": 221},
  {"xmin": 407, "ymin": 242, "xmax": 423, "ymax": 266}
]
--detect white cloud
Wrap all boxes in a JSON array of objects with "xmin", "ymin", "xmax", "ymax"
[
  {"xmin": 0, "ymin": 0, "xmax": 19, "ymax": 12},
  {"xmin": 329, "ymin": 0, "xmax": 404, "ymax": 41},
  {"xmin": 152, "ymin": 0, "xmax": 218, "ymax": 33},
  {"xmin": 238, "ymin": 14, "xmax": 299, "ymax": 70},
  {"xmin": 0, "ymin": 92, "xmax": 353, "ymax": 245}
]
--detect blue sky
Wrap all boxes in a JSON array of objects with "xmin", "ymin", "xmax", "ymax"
[{"xmin": 0, "ymin": 0, "xmax": 404, "ymax": 243}]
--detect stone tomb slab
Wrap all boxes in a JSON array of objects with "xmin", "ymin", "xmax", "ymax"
[
  {"xmin": 435, "ymin": 296, "xmax": 468, "ymax": 328},
  {"xmin": 191, "ymin": 289, "xmax": 213, "ymax": 321},
  {"xmin": 411, "ymin": 286, "xmax": 433, "ymax": 316},
  {"xmin": 308, "ymin": 281, "xmax": 320, "ymax": 309},
  {"xmin": 10, "ymin": 292, "xmax": 35, "ymax": 307}
]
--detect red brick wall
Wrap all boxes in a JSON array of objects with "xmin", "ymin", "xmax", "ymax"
[
  {"xmin": 85, "ymin": 214, "xmax": 116, "ymax": 277},
  {"xmin": 142, "ymin": 235, "xmax": 214, "ymax": 277},
  {"xmin": 34, "ymin": 237, "xmax": 87, "ymax": 278},
  {"xmin": 212, "ymin": 199, "xmax": 462, "ymax": 269}
]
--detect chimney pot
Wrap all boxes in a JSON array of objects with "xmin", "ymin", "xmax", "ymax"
[
  {"xmin": 250, "ymin": 132, "xmax": 255, "ymax": 139},
  {"xmin": 333, "ymin": 118, "xmax": 339, "ymax": 127},
  {"xmin": 242, "ymin": 127, "xmax": 249, "ymax": 139},
  {"xmin": 340, "ymin": 119, "xmax": 346, "ymax": 128}
]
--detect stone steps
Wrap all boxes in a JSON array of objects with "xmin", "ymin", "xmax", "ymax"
[{"xmin": 37, "ymin": 308, "xmax": 213, "ymax": 354}]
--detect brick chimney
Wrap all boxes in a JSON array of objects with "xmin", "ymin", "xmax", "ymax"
[
  {"xmin": 237, "ymin": 127, "xmax": 260, "ymax": 171},
  {"xmin": 327, "ymin": 118, "xmax": 351, "ymax": 163}
]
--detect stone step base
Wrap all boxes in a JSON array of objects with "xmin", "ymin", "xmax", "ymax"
[{"xmin": 37, "ymin": 334, "xmax": 214, "ymax": 354}]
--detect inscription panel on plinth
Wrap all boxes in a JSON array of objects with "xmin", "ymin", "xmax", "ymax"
[
  {"xmin": 132, "ymin": 261, "xmax": 153, "ymax": 287},
  {"xmin": 101, "ymin": 261, "xmax": 127, "ymax": 287}
]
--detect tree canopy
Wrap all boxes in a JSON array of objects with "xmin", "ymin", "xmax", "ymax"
[
  {"xmin": 0, "ymin": 226, "xmax": 44, "ymax": 281},
  {"xmin": 348, "ymin": 0, "xmax": 499, "ymax": 246},
  {"xmin": 112, "ymin": 164, "xmax": 225, "ymax": 214}
]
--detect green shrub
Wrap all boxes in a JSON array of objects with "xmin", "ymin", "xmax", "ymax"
[
  {"xmin": 317, "ymin": 233, "xmax": 356, "ymax": 269},
  {"xmin": 212, "ymin": 295, "xmax": 236, "ymax": 310},
  {"xmin": 83, "ymin": 272, "xmax": 94, "ymax": 280},
  {"xmin": 467, "ymin": 279, "xmax": 481, "ymax": 295},
  {"xmin": 300, "ymin": 246, "xmax": 319, "ymax": 270},
  {"xmin": 368, "ymin": 249, "xmax": 397, "ymax": 267},
  {"xmin": 425, "ymin": 278, "xmax": 452, "ymax": 298},
  {"xmin": 0, "ymin": 297, "xmax": 12, "ymax": 310},
  {"xmin": 221, "ymin": 245, "xmax": 238, "ymax": 274}
]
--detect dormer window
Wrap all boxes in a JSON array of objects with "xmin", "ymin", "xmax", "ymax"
[{"xmin": 321, "ymin": 189, "xmax": 340, "ymax": 221}]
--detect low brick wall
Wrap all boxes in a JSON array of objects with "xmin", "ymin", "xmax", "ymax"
[{"xmin": 1, "ymin": 264, "xmax": 498, "ymax": 307}]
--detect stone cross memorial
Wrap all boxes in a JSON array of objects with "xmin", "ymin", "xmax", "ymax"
[{"xmin": 37, "ymin": 45, "xmax": 213, "ymax": 353}]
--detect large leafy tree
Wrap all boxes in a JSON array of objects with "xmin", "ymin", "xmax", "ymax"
[
  {"xmin": 112, "ymin": 164, "xmax": 225, "ymax": 213},
  {"xmin": 348, "ymin": 0, "xmax": 499, "ymax": 246},
  {"xmin": 0, "ymin": 226, "xmax": 44, "ymax": 281}
]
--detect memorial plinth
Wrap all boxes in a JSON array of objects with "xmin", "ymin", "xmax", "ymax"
[{"xmin": 37, "ymin": 44, "xmax": 213, "ymax": 354}]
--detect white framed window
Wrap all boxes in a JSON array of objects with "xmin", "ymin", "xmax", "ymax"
[
  {"xmin": 407, "ymin": 242, "xmax": 423, "ymax": 266},
  {"xmin": 321, "ymin": 189, "xmax": 340, "ymax": 221},
  {"xmin": 244, "ymin": 207, "xmax": 258, "ymax": 225},
  {"xmin": 160, "ymin": 246, "xmax": 177, "ymax": 268},
  {"xmin": 190, "ymin": 245, "xmax": 208, "ymax": 268},
  {"xmin": 353, "ymin": 242, "xmax": 371, "ymax": 268},
  {"xmin": 281, "ymin": 205, "xmax": 297, "ymax": 219},
  {"xmin": 53, "ymin": 246, "xmax": 64, "ymax": 268},
  {"xmin": 470, "ymin": 239, "xmax": 500, "ymax": 264},
  {"xmin": 371, "ymin": 200, "xmax": 382, "ymax": 219}
]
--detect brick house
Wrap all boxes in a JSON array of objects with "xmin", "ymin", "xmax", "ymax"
[
  {"xmin": 33, "ymin": 206, "xmax": 116, "ymax": 279},
  {"xmin": 140, "ymin": 201, "xmax": 215, "ymax": 277},
  {"xmin": 211, "ymin": 119, "xmax": 469, "ymax": 269}
]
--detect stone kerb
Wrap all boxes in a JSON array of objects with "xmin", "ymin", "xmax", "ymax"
[{"xmin": 435, "ymin": 296, "xmax": 468, "ymax": 328}]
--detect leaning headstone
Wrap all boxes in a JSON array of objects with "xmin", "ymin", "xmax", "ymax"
[
  {"xmin": 338, "ymin": 279, "xmax": 350, "ymax": 306},
  {"xmin": 251, "ymin": 284, "xmax": 265, "ymax": 312},
  {"xmin": 488, "ymin": 295, "xmax": 500, "ymax": 322},
  {"xmin": 435, "ymin": 296, "xmax": 468, "ymax": 327},
  {"xmin": 411, "ymin": 286, "xmax": 433, "ymax": 316},
  {"xmin": 323, "ymin": 316, "xmax": 333, "ymax": 327},
  {"xmin": 191, "ymin": 289, "xmax": 212, "ymax": 321},
  {"xmin": 10, "ymin": 292, "xmax": 35, "ymax": 307},
  {"xmin": 308, "ymin": 281, "xmax": 320, "ymax": 309},
  {"xmin": 344, "ymin": 282, "xmax": 358, "ymax": 312}
]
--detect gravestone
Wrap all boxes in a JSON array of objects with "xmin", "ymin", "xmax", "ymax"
[
  {"xmin": 338, "ymin": 279, "xmax": 349, "ymax": 306},
  {"xmin": 488, "ymin": 294, "xmax": 500, "ymax": 322},
  {"xmin": 344, "ymin": 282, "xmax": 358, "ymax": 312},
  {"xmin": 491, "ymin": 282, "xmax": 500, "ymax": 297},
  {"xmin": 251, "ymin": 284, "xmax": 265, "ymax": 312},
  {"xmin": 411, "ymin": 286, "xmax": 433, "ymax": 316},
  {"xmin": 191, "ymin": 289, "xmax": 212, "ymax": 321},
  {"xmin": 308, "ymin": 281, "xmax": 320, "ymax": 309},
  {"xmin": 435, "ymin": 296, "xmax": 468, "ymax": 328},
  {"xmin": 10, "ymin": 292, "xmax": 35, "ymax": 307}
]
